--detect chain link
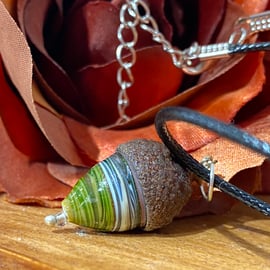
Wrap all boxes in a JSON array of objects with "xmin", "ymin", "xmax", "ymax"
[{"xmin": 116, "ymin": 2, "xmax": 140, "ymax": 123}]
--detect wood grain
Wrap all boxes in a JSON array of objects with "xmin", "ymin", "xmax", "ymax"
[{"xmin": 1, "ymin": 195, "xmax": 270, "ymax": 269}]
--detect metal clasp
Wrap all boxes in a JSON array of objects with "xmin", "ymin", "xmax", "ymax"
[{"xmin": 181, "ymin": 42, "xmax": 231, "ymax": 75}]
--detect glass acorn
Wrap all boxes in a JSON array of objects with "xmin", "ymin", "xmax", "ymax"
[{"xmin": 45, "ymin": 139, "xmax": 192, "ymax": 232}]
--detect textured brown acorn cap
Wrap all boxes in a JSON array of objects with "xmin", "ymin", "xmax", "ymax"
[{"xmin": 117, "ymin": 139, "xmax": 192, "ymax": 231}]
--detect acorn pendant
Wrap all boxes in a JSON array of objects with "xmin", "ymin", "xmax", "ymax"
[{"xmin": 45, "ymin": 139, "xmax": 192, "ymax": 232}]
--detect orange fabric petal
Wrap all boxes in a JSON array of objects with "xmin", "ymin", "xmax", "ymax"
[
  {"xmin": 0, "ymin": 2, "xmax": 89, "ymax": 165},
  {"xmin": 187, "ymin": 53, "xmax": 265, "ymax": 121},
  {"xmin": 168, "ymin": 52, "xmax": 265, "ymax": 152},
  {"xmin": 63, "ymin": 116, "xmax": 159, "ymax": 162},
  {"xmin": 47, "ymin": 163, "xmax": 88, "ymax": 187},
  {"xmin": 0, "ymin": 117, "xmax": 70, "ymax": 207},
  {"xmin": 233, "ymin": 0, "xmax": 268, "ymax": 14}
]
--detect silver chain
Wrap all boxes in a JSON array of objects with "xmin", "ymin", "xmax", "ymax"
[
  {"xmin": 116, "ymin": 2, "xmax": 139, "ymax": 123},
  {"xmin": 116, "ymin": 0, "xmax": 270, "ymax": 123}
]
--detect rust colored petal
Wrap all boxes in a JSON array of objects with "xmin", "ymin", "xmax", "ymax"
[
  {"xmin": 63, "ymin": 115, "xmax": 159, "ymax": 163},
  {"xmin": 60, "ymin": 1, "xmax": 123, "ymax": 70},
  {"xmin": 188, "ymin": 53, "xmax": 265, "ymax": 120},
  {"xmin": 34, "ymin": 104, "xmax": 87, "ymax": 165},
  {"xmin": 60, "ymin": 1, "xmax": 152, "ymax": 69},
  {"xmin": 0, "ymin": 117, "xmax": 71, "ymax": 207},
  {"xmin": 47, "ymin": 163, "xmax": 88, "ymax": 187},
  {"xmin": 0, "ymin": 56, "xmax": 58, "ymax": 161},
  {"xmin": 17, "ymin": 0, "xmax": 83, "ymax": 116},
  {"xmin": 198, "ymin": 0, "xmax": 226, "ymax": 44},
  {"xmin": 192, "ymin": 108, "xmax": 270, "ymax": 183}
]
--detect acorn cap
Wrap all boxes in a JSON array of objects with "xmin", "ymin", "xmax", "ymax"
[{"xmin": 117, "ymin": 139, "xmax": 192, "ymax": 231}]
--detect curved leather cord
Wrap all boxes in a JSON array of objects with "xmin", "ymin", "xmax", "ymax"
[{"xmin": 155, "ymin": 107, "xmax": 270, "ymax": 216}]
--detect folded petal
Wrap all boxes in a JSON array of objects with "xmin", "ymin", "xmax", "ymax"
[
  {"xmin": 17, "ymin": 0, "xmax": 84, "ymax": 117},
  {"xmin": 0, "ymin": 117, "xmax": 70, "ymax": 207},
  {"xmin": 47, "ymin": 163, "xmax": 88, "ymax": 187},
  {"xmin": 198, "ymin": 0, "xmax": 226, "ymax": 44},
  {"xmin": 0, "ymin": 56, "xmax": 58, "ymax": 160}
]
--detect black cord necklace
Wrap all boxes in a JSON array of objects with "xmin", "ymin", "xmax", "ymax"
[{"xmin": 155, "ymin": 106, "xmax": 270, "ymax": 216}]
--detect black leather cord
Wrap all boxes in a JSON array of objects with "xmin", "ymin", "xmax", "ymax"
[
  {"xmin": 155, "ymin": 106, "xmax": 270, "ymax": 216},
  {"xmin": 229, "ymin": 42, "xmax": 270, "ymax": 54}
]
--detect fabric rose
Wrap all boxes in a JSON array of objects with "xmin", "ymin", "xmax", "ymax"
[
  {"xmin": 0, "ymin": 0, "xmax": 270, "ymax": 216},
  {"xmin": 17, "ymin": 0, "xmax": 186, "ymax": 127}
]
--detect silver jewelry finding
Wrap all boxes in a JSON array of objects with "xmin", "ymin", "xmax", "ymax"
[
  {"xmin": 116, "ymin": 1, "xmax": 270, "ymax": 123},
  {"xmin": 200, "ymin": 157, "xmax": 217, "ymax": 202}
]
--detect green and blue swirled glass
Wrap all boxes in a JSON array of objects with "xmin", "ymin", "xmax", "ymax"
[{"xmin": 62, "ymin": 152, "xmax": 143, "ymax": 231}]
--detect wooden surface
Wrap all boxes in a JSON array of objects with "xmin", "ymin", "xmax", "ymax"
[{"xmin": 1, "ymin": 195, "xmax": 270, "ymax": 270}]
